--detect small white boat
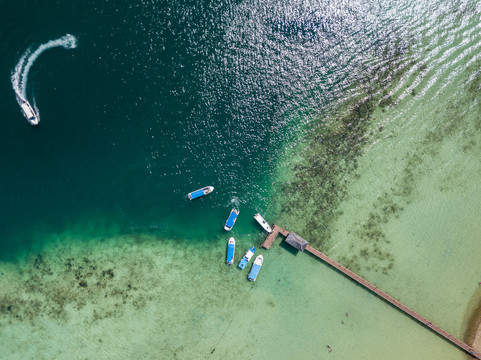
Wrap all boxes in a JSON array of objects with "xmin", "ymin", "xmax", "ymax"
[
  {"xmin": 20, "ymin": 100, "xmax": 39, "ymax": 126},
  {"xmin": 187, "ymin": 186, "xmax": 214, "ymax": 200},
  {"xmin": 254, "ymin": 213, "xmax": 272, "ymax": 233},
  {"xmin": 248, "ymin": 255, "xmax": 263, "ymax": 281},
  {"xmin": 238, "ymin": 246, "xmax": 255, "ymax": 270},
  {"xmin": 226, "ymin": 237, "xmax": 235, "ymax": 265},
  {"xmin": 224, "ymin": 208, "xmax": 239, "ymax": 231}
]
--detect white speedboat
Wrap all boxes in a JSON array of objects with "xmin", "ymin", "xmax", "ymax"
[
  {"xmin": 248, "ymin": 255, "xmax": 263, "ymax": 281},
  {"xmin": 254, "ymin": 213, "xmax": 272, "ymax": 233},
  {"xmin": 20, "ymin": 100, "xmax": 39, "ymax": 125},
  {"xmin": 187, "ymin": 186, "xmax": 214, "ymax": 200}
]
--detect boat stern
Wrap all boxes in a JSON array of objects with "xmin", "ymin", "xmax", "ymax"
[
  {"xmin": 248, "ymin": 255, "xmax": 263, "ymax": 281},
  {"xmin": 238, "ymin": 258, "xmax": 248, "ymax": 269}
]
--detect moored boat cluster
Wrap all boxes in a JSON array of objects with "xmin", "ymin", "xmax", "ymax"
[{"xmin": 187, "ymin": 185, "xmax": 272, "ymax": 282}]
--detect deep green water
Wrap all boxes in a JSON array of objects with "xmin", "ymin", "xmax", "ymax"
[
  {"xmin": 1, "ymin": 0, "xmax": 481, "ymax": 359},
  {"xmin": 1, "ymin": 0, "xmax": 284, "ymax": 255},
  {"xmin": 0, "ymin": 0, "xmax": 409, "ymax": 256}
]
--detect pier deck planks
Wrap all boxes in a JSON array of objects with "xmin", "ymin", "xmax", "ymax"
[
  {"xmin": 304, "ymin": 245, "xmax": 481, "ymax": 359},
  {"xmin": 261, "ymin": 224, "xmax": 288, "ymax": 249}
]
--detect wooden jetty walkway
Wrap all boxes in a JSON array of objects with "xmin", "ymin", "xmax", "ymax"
[
  {"xmin": 262, "ymin": 225, "xmax": 481, "ymax": 359},
  {"xmin": 262, "ymin": 224, "xmax": 289, "ymax": 249}
]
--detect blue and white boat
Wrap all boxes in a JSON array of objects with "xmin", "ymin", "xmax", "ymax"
[
  {"xmin": 248, "ymin": 255, "xmax": 263, "ymax": 281},
  {"xmin": 226, "ymin": 237, "xmax": 235, "ymax": 265},
  {"xmin": 238, "ymin": 246, "xmax": 255, "ymax": 270},
  {"xmin": 224, "ymin": 208, "xmax": 239, "ymax": 231},
  {"xmin": 187, "ymin": 186, "xmax": 214, "ymax": 200}
]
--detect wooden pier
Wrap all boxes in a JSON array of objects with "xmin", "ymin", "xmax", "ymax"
[
  {"xmin": 261, "ymin": 224, "xmax": 289, "ymax": 249},
  {"xmin": 262, "ymin": 228, "xmax": 481, "ymax": 359}
]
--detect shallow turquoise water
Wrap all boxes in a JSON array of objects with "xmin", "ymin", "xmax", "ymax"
[{"xmin": 1, "ymin": 0, "xmax": 481, "ymax": 359}]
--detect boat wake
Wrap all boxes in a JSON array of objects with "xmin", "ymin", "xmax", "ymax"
[
  {"xmin": 11, "ymin": 34, "xmax": 77, "ymax": 124},
  {"xmin": 229, "ymin": 197, "xmax": 240, "ymax": 209}
]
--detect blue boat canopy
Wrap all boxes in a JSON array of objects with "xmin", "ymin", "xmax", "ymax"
[
  {"xmin": 190, "ymin": 189, "xmax": 205, "ymax": 199},
  {"xmin": 248, "ymin": 264, "xmax": 261, "ymax": 281},
  {"xmin": 226, "ymin": 212, "xmax": 238, "ymax": 227},
  {"xmin": 227, "ymin": 244, "xmax": 235, "ymax": 262}
]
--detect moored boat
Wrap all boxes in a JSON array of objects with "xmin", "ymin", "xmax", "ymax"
[
  {"xmin": 248, "ymin": 255, "xmax": 263, "ymax": 281},
  {"xmin": 238, "ymin": 246, "xmax": 255, "ymax": 270},
  {"xmin": 224, "ymin": 208, "xmax": 239, "ymax": 231},
  {"xmin": 20, "ymin": 100, "xmax": 39, "ymax": 126},
  {"xmin": 254, "ymin": 213, "xmax": 272, "ymax": 233},
  {"xmin": 226, "ymin": 237, "xmax": 235, "ymax": 265},
  {"xmin": 187, "ymin": 186, "xmax": 214, "ymax": 200}
]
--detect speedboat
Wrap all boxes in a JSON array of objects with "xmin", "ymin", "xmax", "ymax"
[
  {"xmin": 248, "ymin": 255, "xmax": 264, "ymax": 281},
  {"xmin": 238, "ymin": 246, "xmax": 255, "ymax": 270},
  {"xmin": 187, "ymin": 186, "xmax": 214, "ymax": 200},
  {"xmin": 224, "ymin": 208, "xmax": 239, "ymax": 231},
  {"xmin": 226, "ymin": 237, "xmax": 235, "ymax": 265},
  {"xmin": 254, "ymin": 213, "xmax": 272, "ymax": 233},
  {"xmin": 20, "ymin": 100, "xmax": 39, "ymax": 125}
]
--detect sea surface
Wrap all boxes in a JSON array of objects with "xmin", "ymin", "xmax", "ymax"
[{"xmin": 1, "ymin": 0, "xmax": 481, "ymax": 359}]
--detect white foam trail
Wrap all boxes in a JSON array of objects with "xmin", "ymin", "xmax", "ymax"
[
  {"xmin": 11, "ymin": 34, "xmax": 77, "ymax": 122},
  {"xmin": 11, "ymin": 50, "xmax": 30, "ymax": 102},
  {"xmin": 32, "ymin": 100, "xmax": 41, "ymax": 124},
  {"xmin": 230, "ymin": 197, "xmax": 241, "ymax": 208}
]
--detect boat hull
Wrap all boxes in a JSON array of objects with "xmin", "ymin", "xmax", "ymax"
[
  {"xmin": 187, "ymin": 186, "xmax": 214, "ymax": 200},
  {"xmin": 254, "ymin": 213, "xmax": 272, "ymax": 233},
  {"xmin": 226, "ymin": 237, "xmax": 235, "ymax": 265},
  {"xmin": 248, "ymin": 255, "xmax": 264, "ymax": 281},
  {"xmin": 20, "ymin": 101, "xmax": 39, "ymax": 126},
  {"xmin": 224, "ymin": 208, "xmax": 239, "ymax": 231},
  {"xmin": 238, "ymin": 247, "xmax": 255, "ymax": 269}
]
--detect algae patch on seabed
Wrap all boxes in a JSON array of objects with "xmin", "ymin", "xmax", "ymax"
[
  {"xmin": 273, "ymin": 40, "xmax": 417, "ymax": 270},
  {"xmin": 0, "ymin": 234, "xmax": 255, "ymax": 358},
  {"xmin": 274, "ymin": 33, "xmax": 481, "ymax": 276},
  {"xmin": 1, "ymin": 244, "xmax": 149, "ymax": 324}
]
